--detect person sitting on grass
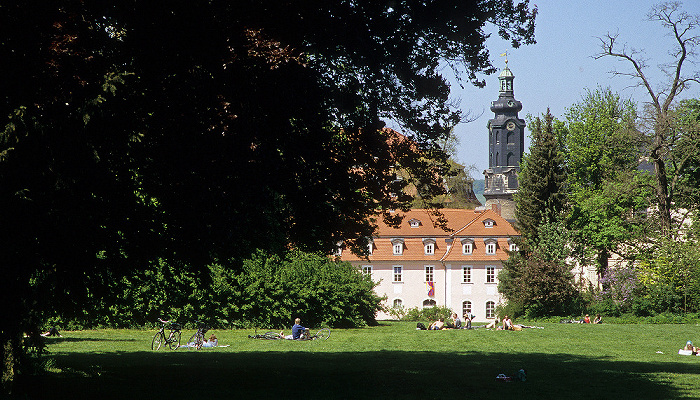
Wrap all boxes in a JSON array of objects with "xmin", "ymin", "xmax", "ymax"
[
  {"xmin": 502, "ymin": 315, "xmax": 513, "ymax": 330},
  {"xmin": 451, "ymin": 313, "xmax": 462, "ymax": 329},
  {"xmin": 593, "ymin": 314, "xmax": 602, "ymax": 324},
  {"xmin": 281, "ymin": 318, "xmax": 310, "ymax": 339},
  {"xmin": 428, "ymin": 318, "xmax": 445, "ymax": 330}
]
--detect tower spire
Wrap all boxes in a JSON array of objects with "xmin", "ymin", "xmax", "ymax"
[{"xmin": 483, "ymin": 63, "xmax": 525, "ymax": 222}]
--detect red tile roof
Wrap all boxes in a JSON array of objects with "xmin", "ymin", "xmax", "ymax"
[{"xmin": 341, "ymin": 208, "xmax": 519, "ymax": 262}]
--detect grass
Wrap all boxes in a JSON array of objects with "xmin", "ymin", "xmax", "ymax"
[{"xmin": 14, "ymin": 321, "xmax": 700, "ymax": 399}]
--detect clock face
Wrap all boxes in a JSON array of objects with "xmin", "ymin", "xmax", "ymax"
[
  {"xmin": 507, "ymin": 121, "xmax": 516, "ymax": 131},
  {"xmin": 507, "ymin": 100, "xmax": 515, "ymax": 107}
]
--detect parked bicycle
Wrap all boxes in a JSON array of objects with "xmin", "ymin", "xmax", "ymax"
[
  {"xmin": 187, "ymin": 320, "xmax": 210, "ymax": 350},
  {"xmin": 152, "ymin": 318, "xmax": 181, "ymax": 350}
]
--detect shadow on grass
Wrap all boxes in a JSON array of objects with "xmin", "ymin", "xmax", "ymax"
[{"xmin": 15, "ymin": 350, "xmax": 700, "ymax": 399}]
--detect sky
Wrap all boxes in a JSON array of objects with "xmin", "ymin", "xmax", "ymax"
[{"xmin": 443, "ymin": 0, "xmax": 700, "ymax": 176}]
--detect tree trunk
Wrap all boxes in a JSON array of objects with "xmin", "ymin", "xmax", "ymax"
[{"xmin": 651, "ymin": 126, "xmax": 672, "ymax": 238}]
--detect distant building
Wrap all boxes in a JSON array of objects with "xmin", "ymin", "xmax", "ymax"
[
  {"xmin": 340, "ymin": 208, "xmax": 519, "ymax": 321},
  {"xmin": 483, "ymin": 62, "xmax": 525, "ymax": 223}
]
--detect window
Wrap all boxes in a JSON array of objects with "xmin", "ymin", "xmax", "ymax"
[
  {"xmin": 462, "ymin": 266, "xmax": 472, "ymax": 283},
  {"xmin": 486, "ymin": 266, "xmax": 496, "ymax": 283},
  {"xmin": 462, "ymin": 242, "xmax": 473, "ymax": 255},
  {"xmin": 424, "ymin": 243, "xmax": 434, "ymax": 255},
  {"xmin": 484, "ymin": 219, "xmax": 494, "ymax": 228},
  {"xmin": 367, "ymin": 241, "xmax": 373, "ymax": 255},
  {"xmin": 486, "ymin": 301, "xmax": 495, "ymax": 319},
  {"xmin": 509, "ymin": 243, "xmax": 518, "ymax": 252},
  {"xmin": 486, "ymin": 242, "xmax": 496, "ymax": 255},
  {"xmin": 393, "ymin": 242, "xmax": 403, "ymax": 255},
  {"xmin": 362, "ymin": 265, "xmax": 372, "ymax": 276},
  {"xmin": 409, "ymin": 219, "xmax": 421, "ymax": 228},
  {"xmin": 422, "ymin": 299, "xmax": 437, "ymax": 308},
  {"xmin": 393, "ymin": 299, "xmax": 403, "ymax": 309},
  {"xmin": 425, "ymin": 265, "xmax": 434, "ymax": 282},
  {"xmin": 393, "ymin": 266, "xmax": 403, "ymax": 282},
  {"xmin": 462, "ymin": 301, "xmax": 472, "ymax": 316}
]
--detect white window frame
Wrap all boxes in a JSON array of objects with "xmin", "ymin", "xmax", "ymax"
[
  {"xmin": 422, "ymin": 299, "xmax": 437, "ymax": 308},
  {"xmin": 509, "ymin": 243, "xmax": 518, "ymax": 252},
  {"xmin": 486, "ymin": 301, "xmax": 496, "ymax": 319},
  {"xmin": 424, "ymin": 243, "xmax": 434, "ymax": 255},
  {"xmin": 362, "ymin": 265, "xmax": 372, "ymax": 276},
  {"xmin": 425, "ymin": 265, "xmax": 434, "ymax": 282},
  {"xmin": 393, "ymin": 242, "xmax": 403, "ymax": 255},
  {"xmin": 392, "ymin": 298, "xmax": 403, "ymax": 309},
  {"xmin": 486, "ymin": 266, "xmax": 496, "ymax": 283},
  {"xmin": 462, "ymin": 265, "xmax": 472, "ymax": 283},
  {"xmin": 368, "ymin": 241, "xmax": 374, "ymax": 255},
  {"xmin": 486, "ymin": 242, "xmax": 496, "ymax": 255},
  {"xmin": 462, "ymin": 242, "xmax": 473, "ymax": 255},
  {"xmin": 484, "ymin": 219, "xmax": 494, "ymax": 228},
  {"xmin": 393, "ymin": 265, "xmax": 403, "ymax": 282},
  {"xmin": 462, "ymin": 300, "xmax": 472, "ymax": 316}
]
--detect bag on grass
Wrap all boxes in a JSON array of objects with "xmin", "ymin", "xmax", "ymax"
[{"xmin": 416, "ymin": 322, "xmax": 427, "ymax": 330}]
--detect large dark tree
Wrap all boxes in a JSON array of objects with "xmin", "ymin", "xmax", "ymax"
[{"xmin": 0, "ymin": 1, "xmax": 536, "ymax": 391}]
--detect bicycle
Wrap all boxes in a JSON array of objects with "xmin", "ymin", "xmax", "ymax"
[
  {"xmin": 152, "ymin": 318, "xmax": 182, "ymax": 350},
  {"xmin": 301, "ymin": 328, "xmax": 331, "ymax": 341},
  {"xmin": 187, "ymin": 320, "xmax": 210, "ymax": 350}
]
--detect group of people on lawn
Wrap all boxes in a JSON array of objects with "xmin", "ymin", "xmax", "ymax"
[
  {"xmin": 427, "ymin": 312, "xmax": 475, "ymax": 330},
  {"xmin": 426, "ymin": 313, "xmax": 602, "ymax": 331}
]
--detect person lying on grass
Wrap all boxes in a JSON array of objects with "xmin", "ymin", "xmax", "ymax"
[{"xmin": 428, "ymin": 318, "xmax": 445, "ymax": 330}]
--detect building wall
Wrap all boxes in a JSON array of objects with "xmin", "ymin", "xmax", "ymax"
[{"xmin": 355, "ymin": 260, "xmax": 503, "ymax": 322}]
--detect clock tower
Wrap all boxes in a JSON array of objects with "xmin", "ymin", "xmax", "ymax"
[{"xmin": 483, "ymin": 62, "xmax": 525, "ymax": 221}]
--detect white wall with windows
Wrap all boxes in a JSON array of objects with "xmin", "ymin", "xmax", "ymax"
[{"xmin": 367, "ymin": 261, "xmax": 502, "ymax": 321}]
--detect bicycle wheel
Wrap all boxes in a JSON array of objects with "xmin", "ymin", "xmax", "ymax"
[
  {"xmin": 168, "ymin": 331, "xmax": 181, "ymax": 350},
  {"xmin": 314, "ymin": 328, "xmax": 331, "ymax": 341},
  {"xmin": 152, "ymin": 332, "xmax": 164, "ymax": 350},
  {"xmin": 264, "ymin": 331, "xmax": 282, "ymax": 340}
]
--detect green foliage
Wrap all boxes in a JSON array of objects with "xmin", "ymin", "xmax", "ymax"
[
  {"xmin": 39, "ymin": 251, "xmax": 383, "ymax": 330},
  {"xmin": 515, "ymin": 109, "xmax": 568, "ymax": 244},
  {"xmin": 235, "ymin": 250, "xmax": 383, "ymax": 329},
  {"xmin": 401, "ymin": 306, "xmax": 453, "ymax": 323},
  {"xmin": 499, "ymin": 220, "xmax": 582, "ymax": 318},
  {"xmin": 562, "ymin": 87, "xmax": 647, "ymax": 275}
]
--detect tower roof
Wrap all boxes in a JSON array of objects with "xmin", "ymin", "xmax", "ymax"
[{"xmin": 499, "ymin": 66, "xmax": 514, "ymax": 79}]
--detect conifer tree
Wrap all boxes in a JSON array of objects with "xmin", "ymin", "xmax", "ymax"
[{"xmin": 514, "ymin": 109, "xmax": 568, "ymax": 245}]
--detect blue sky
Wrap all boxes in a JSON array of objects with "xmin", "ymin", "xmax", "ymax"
[{"xmin": 446, "ymin": 0, "xmax": 700, "ymax": 175}]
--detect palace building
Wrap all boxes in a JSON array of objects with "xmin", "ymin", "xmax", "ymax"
[{"xmin": 340, "ymin": 63, "xmax": 523, "ymax": 321}]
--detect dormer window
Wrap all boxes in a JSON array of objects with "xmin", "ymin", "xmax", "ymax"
[
  {"xmin": 507, "ymin": 239, "xmax": 518, "ymax": 252},
  {"xmin": 484, "ymin": 219, "xmax": 495, "ymax": 228},
  {"xmin": 391, "ymin": 238, "xmax": 404, "ymax": 255},
  {"xmin": 368, "ymin": 241, "xmax": 374, "ymax": 255},
  {"xmin": 409, "ymin": 218, "xmax": 421, "ymax": 228},
  {"xmin": 484, "ymin": 238, "xmax": 497, "ymax": 255},
  {"xmin": 423, "ymin": 238, "xmax": 436, "ymax": 255},
  {"xmin": 461, "ymin": 238, "xmax": 474, "ymax": 255}
]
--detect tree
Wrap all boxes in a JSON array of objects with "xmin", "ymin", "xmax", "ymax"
[
  {"xmin": 514, "ymin": 109, "xmax": 567, "ymax": 244},
  {"xmin": 0, "ymin": 1, "xmax": 537, "ymax": 392},
  {"xmin": 498, "ymin": 219, "xmax": 581, "ymax": 317},
  {"xmin": 563, "ymin": 88, "xmax": 650, "ymax": 277},
  {"xmin": 595, "ymin": 1, "xmax": 700, "ymax": 238}
]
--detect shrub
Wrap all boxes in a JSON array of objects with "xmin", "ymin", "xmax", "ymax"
[{"xmin": 401, "ymin": 306, "xmax": 453, "ymax": 323}]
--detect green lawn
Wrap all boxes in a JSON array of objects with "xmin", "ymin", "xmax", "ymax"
[{"xmin": 15, "ymin": 321, "xmax": 700, "ymax": 399}]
